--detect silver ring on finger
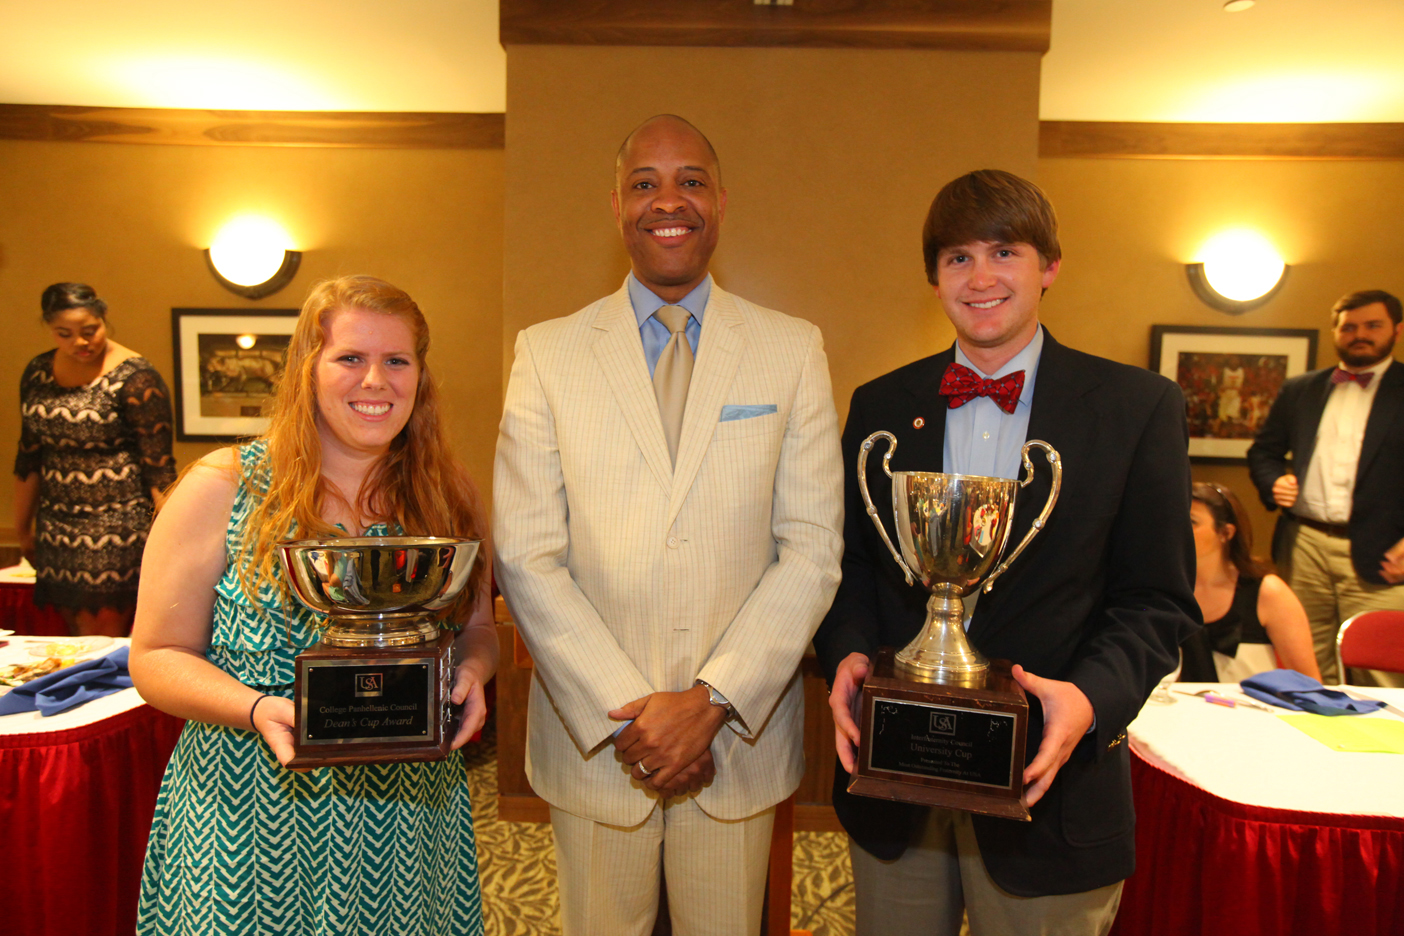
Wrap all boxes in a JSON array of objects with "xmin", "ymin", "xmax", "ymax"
[{"xmin": 638, "ymin": 759, "xmax": 655, "ymax": 777}]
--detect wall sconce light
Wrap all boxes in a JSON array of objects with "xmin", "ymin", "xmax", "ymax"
[
  {"xmin": 205, "ymin": 216, "xmax": 301, "ymax": 299},
  {"xmin": 1186, "ymin": 229, "xmax": 1288, "ymax": 314}
]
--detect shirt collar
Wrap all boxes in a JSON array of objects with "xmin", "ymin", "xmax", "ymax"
[
  {"xmin": 628, "ymin": 273, "xmax": 712, "ymax": 329},
  {"xmin": 953, "ymin": 325, "xmax": 1044, "ymax": 411}
]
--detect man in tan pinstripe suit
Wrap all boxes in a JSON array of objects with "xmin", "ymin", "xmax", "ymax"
[{"xmin": 493, "ymin": 115, "xmax": 844, "ymax": 935}]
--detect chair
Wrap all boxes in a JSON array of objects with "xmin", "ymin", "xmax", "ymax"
[{"xmin": 1335, "ymin": 610, "xmax": 1404, "ymax": 684}]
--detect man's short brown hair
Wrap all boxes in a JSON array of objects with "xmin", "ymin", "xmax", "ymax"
[
  {"xmin": 1332, "ymin": 289, "xmax": 1402, "ymax": 325},
  {"xmin": 922, "ymin": 170, "xmax": 1061, "ymax": 285}
]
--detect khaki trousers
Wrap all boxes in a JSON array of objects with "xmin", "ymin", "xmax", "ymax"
[
  {"xmin": 849, "ymin": 808, "xmax": 1123, "ymax": 936},
  {"xmin": 550, "ymin": 798, "xmax": 775, "ymax": 936},
  {"xmin": 1288, "ymin": 523, "xmax": 1404, "ymax": 686}
]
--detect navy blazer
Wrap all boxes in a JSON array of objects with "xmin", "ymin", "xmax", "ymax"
[
  {"xmin": 812, "ymin": 331, "xmax": 1200, "ymax": 897},
  {"xmin": 1246, "ymin": 360, "xmax": 1404, "ymax": 585}
]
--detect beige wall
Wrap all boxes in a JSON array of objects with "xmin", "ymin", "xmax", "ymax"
[
  {"xmin": 501, "ymin": 43, "xmax": 1404, "ymax": 562},
  {"xmin": 502, "ymin": 45, "xmax": 1043, "ymax": 416},
  {"xmin": 1037, "ymin": 156, "xmax": 1404, "ymax": 554},
  {"xmin": 6, "ymin": 97, "xmax": 1404, "ymax": 563},
  {"xmin": 0, "ymin": 140, "xmax": 503, "ymax": 534}
]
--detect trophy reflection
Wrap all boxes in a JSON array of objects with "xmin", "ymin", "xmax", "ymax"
[
  {"xmin": 277, "ymin": 536, "xmax": 479, "ymax": 768},
  {"xmin": 849, "ymin": 431, "xmax": 1060, "ymax": 820}
]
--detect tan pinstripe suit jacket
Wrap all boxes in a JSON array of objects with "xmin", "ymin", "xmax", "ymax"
[{"xmin": 493, "ymin": 281, "xmax": 843, "ymax": 826}]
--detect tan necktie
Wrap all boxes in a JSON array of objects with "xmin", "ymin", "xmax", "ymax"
[{"xmin": 652, "ymin": 304, "xmax": 694, "ymax": 465}]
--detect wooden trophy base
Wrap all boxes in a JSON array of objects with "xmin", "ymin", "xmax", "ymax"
[
  {"xmin": 289, "ymin": 630, "xmax": 460, "ymax": 769},
  {"xmin": 849, "ymin": 647, "xmax": 1031, "ymax": 821}
]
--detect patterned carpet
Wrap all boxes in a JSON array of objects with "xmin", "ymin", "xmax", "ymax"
[{"xmin": 462, "ymin": 721, "xmax": 856, "ymax": 936}]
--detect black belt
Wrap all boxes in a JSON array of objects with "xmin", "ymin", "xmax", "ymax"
[{"xmin": 1295, "ymin": 515, "xmax": 1350, "ymax": 538}]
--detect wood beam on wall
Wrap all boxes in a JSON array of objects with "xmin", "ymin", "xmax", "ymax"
[
  {"xmin": 1041, "ymin": 121, "xmax": 1404, "ymax": 161},
  {"xmin": 500, "ymin": 0, "xmax": 1051, "ymax": 51},
  {"xmin": 0, "ymin": 104, "xmax": 504, "ymax": 149}
]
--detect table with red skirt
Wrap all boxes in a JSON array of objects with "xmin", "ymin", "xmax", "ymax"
[
  {"xmin": 0, "ymin": 577, "xmax": 66, "ymax": 636},
  {"xmin": 1112, "ymin": 683, "xmax": 1404, "ymax": 936},
  {"xmin": 0, "ymin": 638, "xmax": 184, "ymax": 936}
]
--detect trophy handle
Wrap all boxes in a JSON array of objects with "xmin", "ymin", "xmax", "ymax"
[
  {"xmin": 859, "ymin": 431, "xmax": 916, "ymax": 587},
  {"xmin": 981, "ymin": 440, "xmax": 1062, "ymax": 594}
]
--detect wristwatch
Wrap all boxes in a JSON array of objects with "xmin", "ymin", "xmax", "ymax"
[{"xmin": 695, "ymin": 679, "xmax": 735, "ymax": 719}]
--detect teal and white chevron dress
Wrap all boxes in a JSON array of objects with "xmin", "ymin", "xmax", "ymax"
[{"xmin": 137, "ymin": 442, "xmax": 483, "ymax": 936}]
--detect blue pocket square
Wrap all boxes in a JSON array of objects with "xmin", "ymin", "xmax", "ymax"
[{"xmin": 719, "ymin": 404, "xmax": 777, "ymax": 422}]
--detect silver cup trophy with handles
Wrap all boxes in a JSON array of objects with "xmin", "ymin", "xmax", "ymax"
[
  {"xmin": 277, "ymin": 535, "xmax": 480, "ymax": 768},
  {"xmin": 847, "ymin": 431, "xmax": 1061, "ymax": 820}
]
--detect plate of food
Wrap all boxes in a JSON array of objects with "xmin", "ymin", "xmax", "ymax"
[
  {"xmin": 25, "ymin": 635, "xmax": 114, "ymax": 660},
  {"xmin": 0, "ymin": 655, "xmax": 78, "ymax": 689}
]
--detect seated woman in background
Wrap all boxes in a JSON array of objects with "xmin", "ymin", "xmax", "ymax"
[
  {"xmin": 130, "ymin": 275, "xmax": 495, "ymax": 935},
  {"xmin": 1185, "ymin": 481, "xmax": 1321, "ymax": 682}
]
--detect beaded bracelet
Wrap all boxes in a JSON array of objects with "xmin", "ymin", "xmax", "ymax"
[{"xmin": 249, "ymin": 693, "xmax": 273, "ymax": 730}]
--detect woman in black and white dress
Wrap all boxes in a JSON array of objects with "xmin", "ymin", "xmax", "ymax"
[{"xmin": 13, "ymin": 283, "xmax": 175, "ymax": 636}]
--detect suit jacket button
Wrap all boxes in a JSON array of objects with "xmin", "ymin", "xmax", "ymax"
[{"xmin": 667, "ymin": 536, "xmax": 680, "ymax": 549}]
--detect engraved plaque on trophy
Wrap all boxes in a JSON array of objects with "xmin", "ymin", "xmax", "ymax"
[
  {"xmin": 848, "ymin": 432, "xmax": 1061, "ymax": 821},
  {"xmin": 277, "ymin": 536, "xmax": 479, "ymax": 768}
]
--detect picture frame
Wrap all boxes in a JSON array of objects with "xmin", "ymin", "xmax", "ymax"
[
  {"xmin": 1150, "ymin": 325, "xmax": 1319, "ymax": 463},
  {"xmin": 171, "ymin": 308, "xmax": 299, "ymax": 442}
]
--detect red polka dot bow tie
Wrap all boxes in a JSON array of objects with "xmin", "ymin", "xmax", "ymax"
[
  {"xmin": 939, "ymin": 362, "xmax": 1026, "ymax": 414},
  {"xmin": 1330, "ymin": 368, "xmax": 1373, "ymax": 389}
]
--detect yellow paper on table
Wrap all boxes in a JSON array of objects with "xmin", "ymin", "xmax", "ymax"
[{"xmin": 1279, "ymin": 714, "xmax": 1404, "ymax": 753}]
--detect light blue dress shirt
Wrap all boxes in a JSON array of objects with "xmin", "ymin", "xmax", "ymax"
[
  {"xmin": 943, "ymin": 325, "xmax": 1044, "ymax": 626},
  {"xmin": 943, "ymin": 325, "xmax": 1044, "ymax": 481},
  {"xmin": 627, "ymin": 272, "xmax": 710, "ymax": 377}
]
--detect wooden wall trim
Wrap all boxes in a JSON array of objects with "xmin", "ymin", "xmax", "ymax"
[
  {"xmin": 501, "ymin": 0, "xmax": 1051, "ymax": 52},
  {"xmin": 1040, "ymin": 121, "xmax": 1404, "ymax": 161},
  {"xmin": 0, "ymin": 104, "xmax": 504, "ymax": 149}
]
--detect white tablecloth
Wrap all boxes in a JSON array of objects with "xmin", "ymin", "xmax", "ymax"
[
  {"xmin": 0, "ymin": 637, "xmax": 148, "ymax": 735},
  {"xmin": 1129, "ymin": 681, "xmax": 1404, "ymax": 818}
]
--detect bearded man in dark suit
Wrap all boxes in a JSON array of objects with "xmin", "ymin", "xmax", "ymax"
[
  {"xmin": 1247, "ymin": 289, "xmax": 1404, "ymax": 686},
  {"xmin": 813, "ymin": 170, "xmax": 1200, "ymax": 935}
]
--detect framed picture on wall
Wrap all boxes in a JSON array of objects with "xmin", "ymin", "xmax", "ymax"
[
  {"xmin": 1150, "ymin": 325, "xmax": 1319, "ymax": 463},
  {"xmin": 172, "ymin": 308, "xmax": 299, "ymax": 441}
]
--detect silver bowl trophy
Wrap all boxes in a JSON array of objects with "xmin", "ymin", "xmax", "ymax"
[
  {"xmin": 849, "ymin": 431, "xmax": 1061, "ymax": 820},
  {"xmin": 276, "ymin": 536, "xmax": 480, "ymax": 768}
]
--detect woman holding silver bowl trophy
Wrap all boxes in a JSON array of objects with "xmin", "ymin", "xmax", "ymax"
[{"xmin": 129, "ymin": 276, "xmax": 496, "ymax": 935}]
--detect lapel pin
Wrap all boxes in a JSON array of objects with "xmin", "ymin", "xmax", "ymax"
[{"xmin": 913, "ymin": 417, "xmax": 925, "ymax": 429}]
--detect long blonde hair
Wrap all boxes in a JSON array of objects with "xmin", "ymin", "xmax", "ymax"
[{"xmin": 234, "ymin": 275, "xmax": 488, "ymax": 619}]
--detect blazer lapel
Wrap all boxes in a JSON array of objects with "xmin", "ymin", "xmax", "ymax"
[
  {"xmin": 666, "ymin": 287, "xmax": 745, "ymax": 527},
  {"xmin": 1015, "ymin": 333, "xmax": 1095, "ymax": 537},
  {"xmin": 1359, "ymin": 360, "xmax": 1404, "ymax": 478},
  {"xmin": 972, "ymin": 332, "xmax": 1096, "ymax": 635},
  {"xmin": 897, "ymin": 349, "xmax": 953, "ymax": 472},
  {"xmin": 591, "ymin": 285, "xmax": 673, "ymax": 495},
  {"xmin": 1293, "ymin": 370, "xmax": 1334, "ymax": 475}
]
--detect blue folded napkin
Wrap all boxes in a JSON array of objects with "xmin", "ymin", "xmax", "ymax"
[
  {"xmin": 0, "ymin": 646, "xmax": 133, "ymax": 717},
  {"xmin": 1241, "ymin": 668, "xmax": 1386, "ymax": 716}
]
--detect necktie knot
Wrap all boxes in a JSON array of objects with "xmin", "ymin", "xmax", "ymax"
[
  {"xmin": 1331, "ymin": 367, "xmax": 1373, "ymax": 389},
  {"xmin": 655, "ymin": 304, "xmax": 691, "ymax": 336},
  {"xmin": 939, "ymin": 362, "xmax": 1025, "ymax": 414}
]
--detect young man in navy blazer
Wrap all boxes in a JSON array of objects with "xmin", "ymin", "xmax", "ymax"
[{"xmin": 813, "ymin": 170, "xmax": 1200, "ymax": 934}]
